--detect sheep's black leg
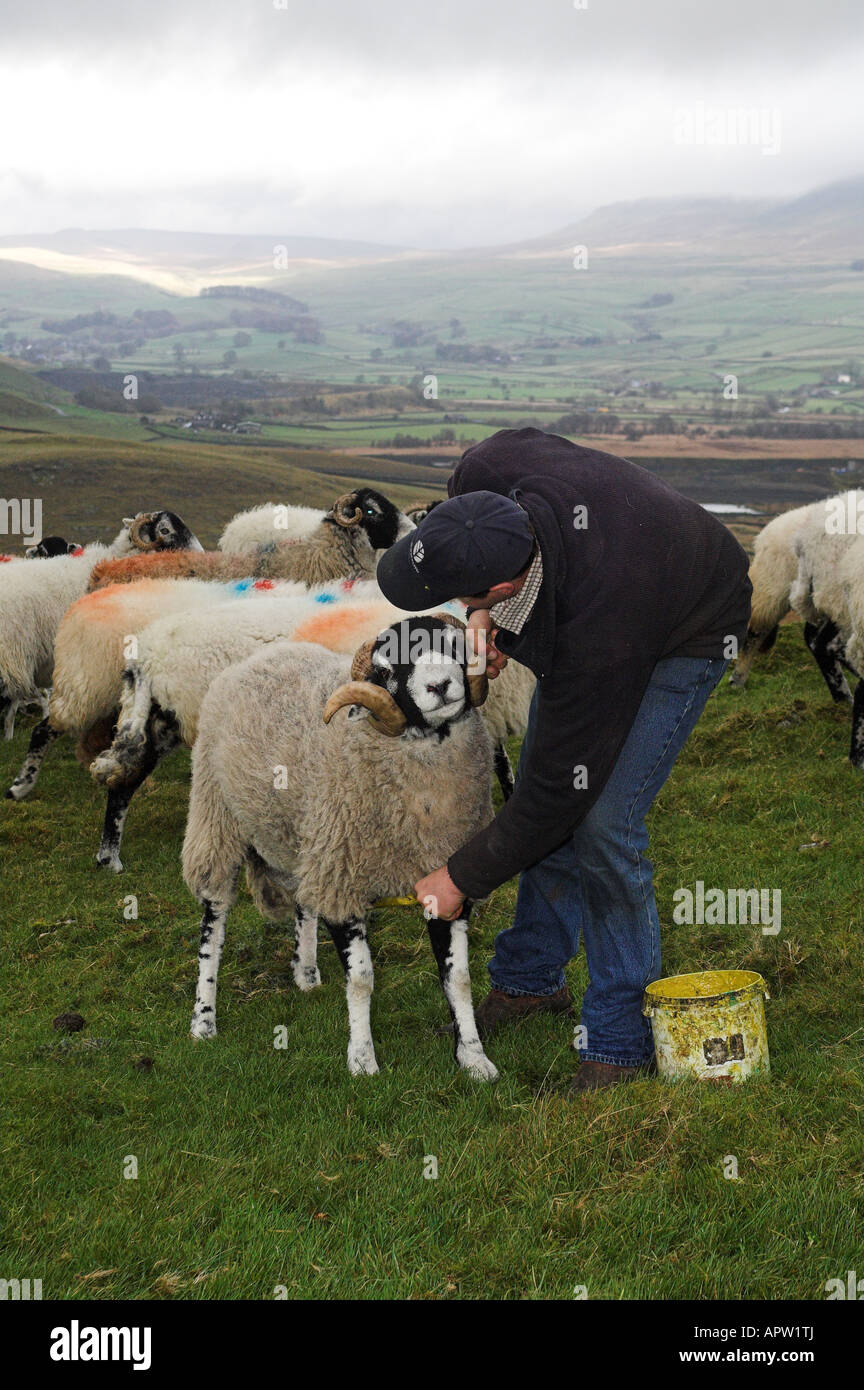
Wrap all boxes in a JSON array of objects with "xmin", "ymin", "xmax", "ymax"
[
  {"xmin": 426, "ymin": 908, "xmax": 499, "ymax": 1081},
  {"xmin": 850, "ymin": 681, "xmax": 864, "ymax": 769},
  {"xmin": 95, "ymin": 709, "xmax": 180, "ymax": 871},
  {"xmin": 190, "ymin": 898, "xmax": 231, "ymax": 1038},
  {"xmin": 806, "ymin": 619, "xmax": 852, "ymax": 703},
  {"xmin": 291, "ymin": 904, "xmax": 320, "ymax": 991},
  {"xmin": 1, "ymin": 689, "xmax": 17, "ymax": 740},
  {"xmin": 322, "ymin": 915, "xmax": 378, "ymax": 1074},
  {"xmin": 6, "ymin": 718, "xmax": 62, "ymax": 799},
  {"xmin": 493, "ymin": 742, "xmax": 515, "ymax": 800}
]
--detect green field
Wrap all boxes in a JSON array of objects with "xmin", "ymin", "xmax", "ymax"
[
  {"xmin": 2, "ymin": 224, "xmax": 863, "ymax": 445},
  {"xmin": 2, "ymin": 625, "xmax": 862, "ymax": 1300}
]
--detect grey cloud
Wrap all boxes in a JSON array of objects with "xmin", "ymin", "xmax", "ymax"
[{"xmin": 1, "ymin": 0, "xmax": 861, "ymax": 72}]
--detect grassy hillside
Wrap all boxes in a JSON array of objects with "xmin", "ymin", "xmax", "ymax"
[
  {"xmin": 1, "ymin": 624, "xmax": 862, "ymax": 1299},
  {"xmin": 0, "ymin": 431, "xmax": 442, "ymax": 547}
]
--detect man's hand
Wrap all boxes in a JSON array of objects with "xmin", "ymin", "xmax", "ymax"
[
  {"xmin": 467, "ymin": 608, "xmax": 508, "ymax": 680},
  {"xmin": 415, "ymin": 865, "xmax": 466, "ymax": 921}
]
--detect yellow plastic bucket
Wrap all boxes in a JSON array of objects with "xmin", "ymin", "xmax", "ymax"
[{"xmin": 642, "ymin": 970, "xmax": 770, "ymax": 1082}]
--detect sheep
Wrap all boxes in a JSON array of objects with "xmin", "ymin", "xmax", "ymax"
[
  {"xmin": 88, "ymin": 488, "xmax": 414, "ymax": 592},
  {"xmin": 0, "ymin": 538, "xmax": 79, "ymax": 721},
  {"xmin": 181, "ymin": 614, "xmax": 499, "ymax": 1081},
  {"xmin": 6, "ymin": 575, "xmax": 308, "ymax": 808},
  {"xmin": 218, "ymin": 502, "xmax": 325, "ymax": 554},
  {"xmin": 87, "ymin": 582, "xmax": 534, "ymax": 870},
  {"xmin": 787, "ymin": 493, "xmax": 864, "ymax": 766},
  {"xmin": 787, "ymin": 492, "xmax": 864, "ymax": 705},
  {"xmin": 0, "ymin": 536, "xmax": 79, "ymax": 564},
  {"xmin": 729, "ymin": 496, "xmax": 856, "ymax": 701},
  {"xmin": 0, "ymin": 510, "xmax": 200, "ymax": 754},
  {"xmin": 729, "ymin": 503, "xmax": 816, "ymax": 688},
  {"xmin": 834, "ymin": 536, "xmax": 864, "ymax": 766},
  {"xmin": 26, "ymin": 536, "xmax": 81, "ymax": 558}
]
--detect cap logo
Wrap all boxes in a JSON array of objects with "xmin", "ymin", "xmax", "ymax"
[{"xmin": 411, "ymin": 539, "xmax": 425, "ymax": 566}]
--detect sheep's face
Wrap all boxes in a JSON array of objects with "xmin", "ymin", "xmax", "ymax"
[
  {"xmin": 370, "ymin": 617, "xmax": 472, "ymax": 736},
  {"xmin": 127, "ymin": 511, "xmax": 204, "ymax": 552},
  {"xmin": 329, "ymin": 487, "xmax": 414, "ymax": 552},
  {"xmin": 323, "ymin": 615, "xmax": 488, "ymax": 739},
  {"xmin": 25, "ymin": 536, "xmax": 77, "ymax": 558}
]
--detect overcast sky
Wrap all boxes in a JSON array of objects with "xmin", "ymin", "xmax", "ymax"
[{"xmin": 0, "ymin": 0, "xmax": 861, "ymax": 246}]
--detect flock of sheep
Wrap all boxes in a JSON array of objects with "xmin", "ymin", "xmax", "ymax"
[
  {"xmin": 1, "ymin": 489, "xmax": 532, "ymax": 1080},
  {"xmin": 731, "ymin": 488, "xmax": 864, "ymax": 766},
  {"xmin": 8, "ymin": 482, "xmax": 856, "ymax": 1081}
]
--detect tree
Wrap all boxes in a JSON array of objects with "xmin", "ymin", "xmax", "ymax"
[
  {"xmin": 653, "ymin": 413, "xmax": 678, "ymax": 434},
  {"xmin": 222, "ymin": 350, "xmax": 237, "ymax": 366},
  {"xmin": 233, "ymin": 331, "xmax": 252, "ymax": 349},
  {"xmin": 173, "ymin": 343, "xmax": 186, "ymax": 366},
  {"xmin": 92, "ymin": 355, "xmax": 111, "ymax": 371}
]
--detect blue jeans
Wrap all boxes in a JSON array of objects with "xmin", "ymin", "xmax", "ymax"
[{"xmin": 489, "ymin": 656, "xmax": 728, "ymax": 1067}]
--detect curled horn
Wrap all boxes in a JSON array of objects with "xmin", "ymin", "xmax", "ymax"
[
  {"xmin": 322, "ymin": 681, "xmax": 407, "ymax": 737},
  {"xmin": 324, "ymin": 632, "xmax": 407, "ymax": 736},
  {"xmin": 128, "ymin": 512, "xmax": 157, "ymax": 549},
  {"xmin": 330, "ymin": 492, "xmax": 363, "ymax": 528},
  {"xmin": 432, "ymin": 612, "xmax": 489, "ymax": 708},
  {"xmin": 350, "ymin": 638, "xmax": 376, "ymax": 680}
]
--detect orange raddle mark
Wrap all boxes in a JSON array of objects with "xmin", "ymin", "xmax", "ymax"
[
  {"xmin": 71, "ymin": 577, "xmax": 178, "ymax": 622},
  {"xmin": 292, "ymin": 604, "xmax": 389, "ymax": 652}
]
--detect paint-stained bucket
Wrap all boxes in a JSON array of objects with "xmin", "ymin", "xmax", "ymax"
[{"xmin": 642, "ymin": 970, "xmax": 770, "ymax": 1082}]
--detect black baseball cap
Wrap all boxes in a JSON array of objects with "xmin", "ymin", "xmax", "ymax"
[{"xmin": 377, "ymin": 490, "xmax": 535, "ymax": 609}]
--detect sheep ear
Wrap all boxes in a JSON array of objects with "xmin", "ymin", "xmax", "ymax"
[
  {"xmin": 347, "ymin": 704, "xmax": 370, "ymax": 722},
  {"xmin": 122, "ymin": 517, "xmax": 135, "ymax": 528}
]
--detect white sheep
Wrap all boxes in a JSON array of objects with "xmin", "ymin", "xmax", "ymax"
[
  {"xmin": 182, "ymin": 615, "xmax": 499, "ymax": 1080},
  {"xmin": 787, "ymin": 491, "xmax": 864, "ymax": 704},
  {"xmin": 729, "ymin": 502, "xmax": 816, "ymax": 688},
  {"xmin": 6, "ymin": 575, "xmax": 308, "ymax": 810},
  {"xmin": 218, "ymin": 502, "xmax": 325, "ymax": 554},
  {"xmin": 88, "ymin": 582, "xmax": 534, "ymax": 869},
  {"xmin": 729, "ymin": 494, "xmax": 860, "ymax": 703},
  {"xmin": 788, "ymin": 495, "xmax": 864, "ymax": 765},
  {"xmin": 0, "ymin": 511, "xmax": 200, "ymax": 744}
]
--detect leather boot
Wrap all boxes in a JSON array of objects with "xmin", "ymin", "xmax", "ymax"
[{"xmin": 570, "ymin": 1059, "xmax": 655, "ymax": 1092}]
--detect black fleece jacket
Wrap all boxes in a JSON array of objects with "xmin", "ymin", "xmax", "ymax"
[{"xmin": 445, "ymin": 429, "xmax": 752, "ymax": 900}]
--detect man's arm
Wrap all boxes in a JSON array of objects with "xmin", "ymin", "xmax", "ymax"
[{"xmin": 447, "ymin": 648, "xmax": 653, "ymax": 899}]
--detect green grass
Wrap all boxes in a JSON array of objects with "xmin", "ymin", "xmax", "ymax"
[{"xmin": 1, "ymin": 623, "xmax": 862, "ymax": 1300}]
